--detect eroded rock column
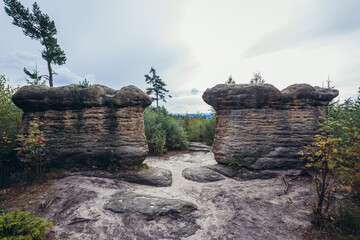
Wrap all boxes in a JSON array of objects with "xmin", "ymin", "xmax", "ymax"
[
  {"xmin": 202, "ymin": 83, "xmax": 338, "ymax": 170},
  {"xmin": 12, "ymin": 84, "xmax": 151, "ymax": 168}
]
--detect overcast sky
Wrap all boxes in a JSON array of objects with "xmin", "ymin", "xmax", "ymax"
[{"xmin": 1, "ymin": 0, "xmax": 359, "ymax": 113}]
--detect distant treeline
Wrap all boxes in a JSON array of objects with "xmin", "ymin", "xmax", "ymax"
[{"xmin": 174, "ymin": 113, "xmax": 214, "ymax": 119}]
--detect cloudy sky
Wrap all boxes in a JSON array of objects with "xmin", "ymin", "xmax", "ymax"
[{"xmin": 1, "ymin": 0, "xmax": 359, "ymax": 113}]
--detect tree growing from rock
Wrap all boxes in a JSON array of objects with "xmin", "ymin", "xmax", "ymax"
[
  {"xmin": 23, "ymin": 64, "xmax": 46, "ymax": 85},
  {"xmin": 145, "ymin": 67, "xmax": 172, "ymax": 109},
  {"xmin": 4, "ymin": 0, "xmax": 66, "ymax": 87},
  {"xmin": 225, "ymin": 75, "xmax": 235, "ymax": 85},
  {"xmin": 250, "ymin": 72, "xmax": 265, "ymax": 85}
]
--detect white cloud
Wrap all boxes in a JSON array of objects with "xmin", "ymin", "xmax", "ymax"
[
  {"xmin": 54, "ymin": 66, "xmax": 96, "ymax": 86},
  {"xmin": 1, "ymin": 0, "xmax": 359, "ymax": 113}
]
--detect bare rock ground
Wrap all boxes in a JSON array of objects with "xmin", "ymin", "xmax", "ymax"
[{"xmin": 32, "ymin": 144, "xmax": 312, "ymax": 239}]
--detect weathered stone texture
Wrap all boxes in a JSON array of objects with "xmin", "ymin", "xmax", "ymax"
[
  {"xmin": 203, "ymin": 83, "xmax": 338, "ymax": 170},
  {"xmin": 12, "ymin": 84, "xmax": 151, "ymax": 168}
]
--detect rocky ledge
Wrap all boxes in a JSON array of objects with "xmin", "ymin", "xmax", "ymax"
[
  {"xmin": 12, "ymin": 84, "xmax": 152, "ymax": 168},
  {"xmin": 203, "ymin": 83, "xmax": 338, "ymax": 170}
]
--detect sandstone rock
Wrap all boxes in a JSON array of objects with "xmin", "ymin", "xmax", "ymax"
[
  {"xmin": 188, "ymin": 142, "xmax": 212, "ymax": 152},
  {"xmin": 12, "ymin": 84, "xmax": 151, "ymax": 168},
  {"xmin": 203, "ymin": 83, "xmax": 338, "ymax": 170},
  {"xmin": 119, "ymin": 167, "xmax": 172, "ymax": 187},
  {"xmin": 205, "ymin": 164, "xmax": 239, "ymax": 178},
  {"xmin": 182, "ymin": 167, "xmax": 225, "ymax": 182},
  {"xmin": 104, "ymin": 192, "xmax": 197, "ymax": 220},
  {"xmin": 78, "ymin": 167, "xmax": 172, "ymax": 187}
]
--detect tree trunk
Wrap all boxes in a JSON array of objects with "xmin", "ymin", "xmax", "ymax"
[
  {"xmin": 156, "ymin": 92, "xmax": 159, "ymax": 110},
  {"xmin": 47, "ymin": 61, "xmax": 53, "ymax": 87}
]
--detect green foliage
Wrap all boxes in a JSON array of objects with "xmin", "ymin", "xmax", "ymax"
[
  {"xmin": 79, "ymin": 78, "xmax": 91, "ymax": 87},
  {"xmin": 16, "ymin": 122, "xmax": 47, "ymax": 179},
  {"xmin": 145, "ymin": 67, "xmax": 172, "ymax": 109},
  {"xmin": 23, "ymin": 64, "xmax": 45, "ymax": 85},
  {"xmin": 143, "ymin": 107, "xmax": 188, "ymax": 155},
  {"xmin": 326, "ymin": 96, "xmax": 360, "ymax": 204},
  {"xmin": 301, "ymin": 134, "xmax": 343, "ymax": 228},
  {"xmin": 301, "ymin": 92, "xmax": 360, "ymax": 230},
  {"xmin": 0, "ymin": 75, "xmax": 23, "ymax": 188},
  {"xmin": 185, "ymin": 114, "xmax": 215, "ymax": 145},
  {"xmin": 0, "ymin": 209, "xmax": 52, "ymax": 239},
  {"xmin": 4, "ymin": 0, "xmax": 66, "ymax": 87},
  {"xmin": 226, "ymin": 153, "xmax": 245, "ymax": 169},
  {"xmin": 334, "ymin": 201, "xmax": 360, "ymax": 235}
]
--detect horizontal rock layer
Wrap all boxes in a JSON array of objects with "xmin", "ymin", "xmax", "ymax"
[
  {"xmin": 12, "ymin": 84, "xmax": 151, "ymax": 167},
  {"xmin": 203, "ymin": 83, "xmax": 338, "ymax": 169}
]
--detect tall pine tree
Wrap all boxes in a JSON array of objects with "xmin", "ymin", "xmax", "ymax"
[
  {"xmin": 145, "ymin": 67, "xmax": 172, "ymax": 109},
  {"xmin": 4, "ymin": 0, "xmax": 66, "ymax": 87}
]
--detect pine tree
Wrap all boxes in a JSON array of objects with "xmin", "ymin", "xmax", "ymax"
[
  {"xmin": 23, "ymin": 64, "xmax": 46, "ymax": 85},
  {"xmin": 4, "ymin": 0, "xmax": 66, "ymax": 87},
  {"xmin": 145, "ymin": 67, "xmax": 172, "ymax": 109}
]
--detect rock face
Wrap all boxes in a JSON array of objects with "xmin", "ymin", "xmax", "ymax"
[
  {"xmin": 12, "ymin": 84, "xmax": 152, "ymax": 168},
  {"xmin": 202, "ymin": 83, "xmax": 338, "ymax": 170}
]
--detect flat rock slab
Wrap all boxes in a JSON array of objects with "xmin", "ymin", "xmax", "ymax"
[
  {"xmin": 188, "ymin": 142, "xmax": 212, "ymax": 152},
  {"xmin": 205, "ymin": 164, "xmax": 238, "ymax": 178},
  {"xmin": 182, "ymin": 167, "xmax": 225, "ymax": 182},
  {"xmin": 206, "ymin": 164, "xmax": 304, "ymax": 181},
  {"xmin": 78, "ymin": 167, "xmax": 172, "ymax": 187},
  {"xmin": 104, "ymin": 192, "xmax": 197, "ymax": 219},
  {"xmin": 119, "ymin": 167, "xmax": 172, "ymax": 187}
]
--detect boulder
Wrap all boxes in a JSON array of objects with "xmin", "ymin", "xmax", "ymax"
[
  {"xmin": 104, "ymin": 192, "xmax": 197, "ymax": 220},
  {"xmin": 182, "ymin": 167, "xmax": 225, "ymax": 182},
  {"xmin": 12, "ymin": 84, "xmax": 152, "ymax": 168},
  {"xmin": 203, "ymin": 83, "xmax": 338, "ymax": 170}
]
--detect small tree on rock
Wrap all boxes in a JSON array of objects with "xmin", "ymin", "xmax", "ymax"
[
  {"xmin": 225, "ymin": 75, "xmax": 235, "ymax": 85},
  {"xmin": 145, "ymin": 67, "xmax": 172, "ymax": 109},
  {"xmin": 23, "ymin": 64, "xmax": 46, "ymax": 85},
  {"xmin": 250, "ymin": 72, "xmax": 265, "ymax": 85},
  {"xmin": 4, "ymin": 0, "xmax": 66, "ymax": 87}
]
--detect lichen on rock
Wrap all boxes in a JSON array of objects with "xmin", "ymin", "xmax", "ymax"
[
  {"xmin": 12, "ymin": 84, "xmax": 152, "ymax": 168},
  {"xmin": 203, "ymin": 83, "xmax": 339, "ymax": 170}
]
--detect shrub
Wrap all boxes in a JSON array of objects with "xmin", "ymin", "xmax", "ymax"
[
  {"xmin": 226, "ymin": 153, "xmax": 245, "ymax": 170},
  {"xmin": 0, "ymin": 209, "xmax": 52, "ymax": 239},
  {"xmin": 144, "ymin": 107, "xmax": 188, "ymax": 155},
  {"xmin": 0, "ymin": 75, "xmax": 23, "ymax": 188},
  {"xmin": 301, "ymin": 92, "xmax": 360, "ymax": 230},
  {"xmin": 185, "ymin": 114, "xmax": 215, "ymax": 145},
  {"xmin": 301, "ymin": 133, "xmax": 343, "ymax": 228},
  {"xmin": 334, "ymin": 201, "xmax": 360, "ymax": 234},
  {"xmin": 16, "ymin": 122, "xmax": 47, "ymax": 179}
]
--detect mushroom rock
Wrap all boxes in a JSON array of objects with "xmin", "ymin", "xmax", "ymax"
[
  {"xmin": 12, "ymin": 84, "xmax": 152, "ymax": 168},
  {"xmin": 202, "ymin": 83, "xmax": 338, "ymax": 170}
]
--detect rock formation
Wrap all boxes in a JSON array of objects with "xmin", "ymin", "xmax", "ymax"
[
  {"xmin": 12, "ymin": 84, "xmax": 151, "ymax": 168},
  {"xmin": 202, "ymin": 83, "xmax": 339, "ymax": 170}
]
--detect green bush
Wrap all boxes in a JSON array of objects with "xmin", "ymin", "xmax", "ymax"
[
  {"xmin": 0, "ymin": 75, "xmax": 23, "ymax": 188},
  {"xmin": 144, "ymin": 107, "xmax": 188, "ymax": 155},
  {"xmin": 335, "ymin": 201, "xmax": 360, "ymax": 234},
  {"xmin": 16, "ymin": 122, "xmax": 47, "ymax": 180},
  {"xmin": 226, "ymin": 153, "xmax": 245, "ymax": 170},
  {"xmin": 184, "ymin": 114, "xmax": 215, "ymax": 145},
  {"xmin": 0, "ymin": 209, "xmax": 52, "ymax": 240}
]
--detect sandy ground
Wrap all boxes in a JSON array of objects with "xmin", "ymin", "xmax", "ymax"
[{"xmin": 31, "ymin": 147, "xmax": 312, "ymax": 240}]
